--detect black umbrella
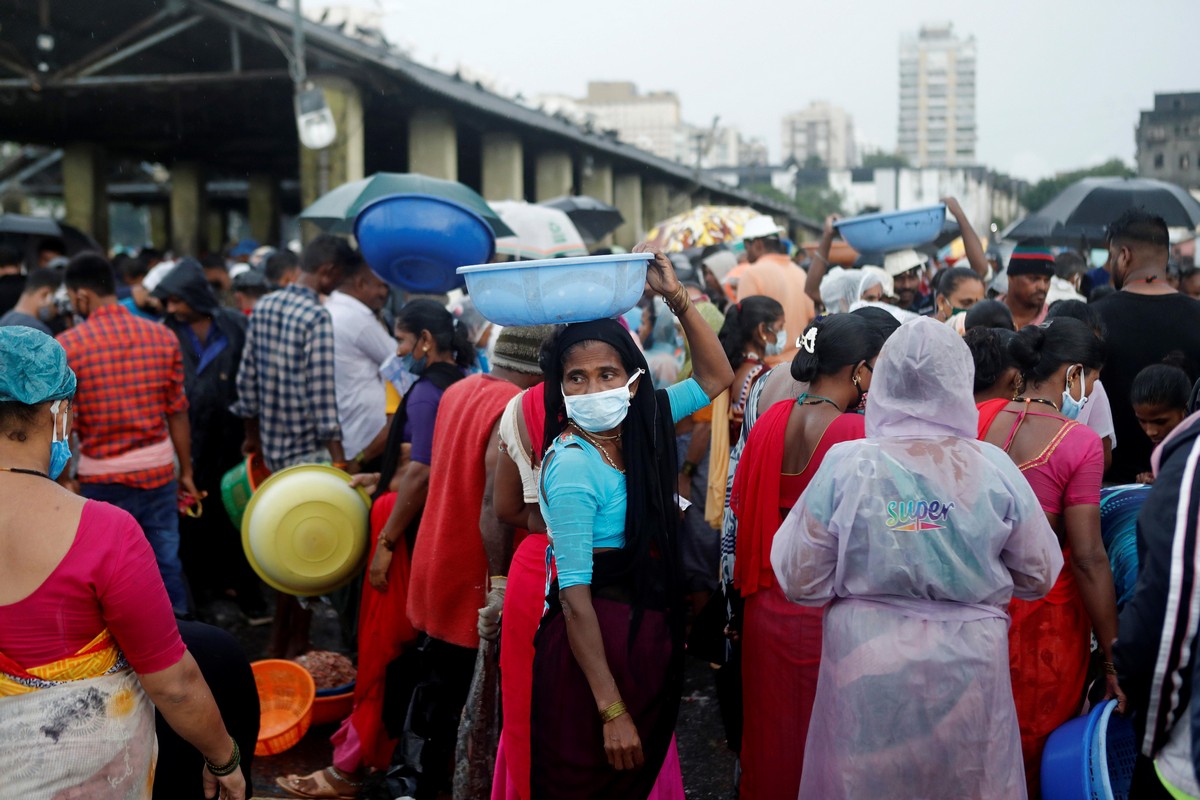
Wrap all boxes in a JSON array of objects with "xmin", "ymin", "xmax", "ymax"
[
  {"xmin": 0, "ymin": 214, "xmax": 62, "ymax": 237},
  {"xmin": 541, "ymin": 195, "xmax": 625, "ymax": 245},
  {"xmin": 1002, "ymin": 177, "xmax": 1200, "ymax": 245}
]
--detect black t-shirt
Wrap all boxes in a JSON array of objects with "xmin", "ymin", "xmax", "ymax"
[
  {"xmin": 0, "ymin": 274, "xmax": 24, "ymax": 316},
  {"xmin": 1094, "ymin": 291, "xmax": 1200, "ymax": 482}
]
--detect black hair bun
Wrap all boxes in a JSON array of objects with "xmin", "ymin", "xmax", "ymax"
[{"xmin": 1010, "ymin": 325, "xmax": 1046, "ymax": 372}]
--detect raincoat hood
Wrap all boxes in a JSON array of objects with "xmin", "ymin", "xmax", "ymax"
[
  {"xmin": 152, "ymin": 257, "xmax": 219, "ymax": 316},
  {"xmin": 865, "ymin": 316, "xmax": 978, "ymax": 439},
  {"xmin": 819, "ymin": 268, "xmax": 892, "ymax": 314}
]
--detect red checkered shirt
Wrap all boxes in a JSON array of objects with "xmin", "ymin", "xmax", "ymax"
[{"xmin": 58, "ymin": 304, "xmax": 188, "ymax": 489}]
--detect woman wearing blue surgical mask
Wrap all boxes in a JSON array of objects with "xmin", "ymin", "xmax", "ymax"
[
  {"xmin": 532, "ymin": 246, "xmax": 733, "ymax": 800},
  {"xmin": 718, "ymin": 295, "xmax": 785, "ymax": 441},
  {"xmin": 976, "ymin": 316, "xmax": 1123, "ymax": 797},
  {"xmin": 0, "ymin": 327, "xmax": 247, "ymax": 800}
]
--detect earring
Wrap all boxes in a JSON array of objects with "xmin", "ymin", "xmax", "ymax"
[{"xmin": 853, "ymin": 374, "xmax": 861, "ymax": 389}]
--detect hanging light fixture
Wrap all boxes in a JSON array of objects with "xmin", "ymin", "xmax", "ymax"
[{"xmin": 295, "ymin": 83, "xmax": 336, "ymax": 150}]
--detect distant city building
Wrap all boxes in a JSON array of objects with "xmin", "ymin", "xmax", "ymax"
[
  {"xmin": 572, "ymin": 81, "xmax": 682, "ymax": 162},
  {"xmin": 898, "ymin": 24, "xmax": 977, "ymax": 168},
  {"xmin": 678, "ymin": 125, "xmax": 767, "ymax": 169},
  {"xmin": 781, "ymin": 102, "xmax": 858, "ymax": 169},
  {"xmin": 1136, "ymin": 92, "xmax": 1200, "ymax": 190}
]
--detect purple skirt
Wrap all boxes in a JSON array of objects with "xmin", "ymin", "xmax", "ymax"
[{"xmin": 530, "ymin": 597, "xmax": 682, "ymax": 800}]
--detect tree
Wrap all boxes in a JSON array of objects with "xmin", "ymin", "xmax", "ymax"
[
  {"xmin": 861, "ymin": 151, "xmax": 911, "ymax": 169},
  {"xmin": 1021, "ymin": 158, "xmax": 1135, "ymax": 212},
  {"xmin": 744, "ymin": 181, "xmax": 844, "ymax": 224},
  {"xmin": 802, "ymin": 154, "xmax": 826, "ymax": 170}
]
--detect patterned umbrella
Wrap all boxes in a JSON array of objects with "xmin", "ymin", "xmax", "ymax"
[{"xmin": 646, "ymin": 206, "xmax": 759, "ymax": 252}]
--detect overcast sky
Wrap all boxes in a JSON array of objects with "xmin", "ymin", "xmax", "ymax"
[{"xmin": 336, "ymin": 0, "xmax": 1196, "ymax": 181}]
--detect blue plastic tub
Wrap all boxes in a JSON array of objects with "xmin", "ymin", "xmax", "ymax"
[
  {"xmin": 1041, "ymin": 699, "xmax": 1136, "ymax": 800},
  {"xmin": 354, "ymin": 193, "xmax": 496, "ymax": 294},
  {"xmin": 457, "ymin": 252, "xmax": 653, "ymax": 326},
  {"xmin": 834, "ymin": 204, "xmax": 947, "ymax": 252}
]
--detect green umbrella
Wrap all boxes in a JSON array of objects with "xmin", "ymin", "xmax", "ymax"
[{"xmin": 299, "ymin": 172, "xmax": 515, "ymax": 238}]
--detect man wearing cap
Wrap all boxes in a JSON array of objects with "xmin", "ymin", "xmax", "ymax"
[
  {"xmin": 1000, "ymin": 244, "xmax": 1054, "ymax": 328},
  {"xmin": 736, "ymin": 216, "xmax": 815, "ymax": 352},
  {"xmin": 884, "ymin": 249, "xmax": 935, "ymax": 314},
  {"xmin": 390, "ymin": 325, "xmax": 551, "ymax": 799},
  {"xmin": 153, "ymin": 258, "xmax": 263, "ymax": 618},
  {"xmin": 57, "ymin": 253, "xmax": 197, "ymax": 612}
]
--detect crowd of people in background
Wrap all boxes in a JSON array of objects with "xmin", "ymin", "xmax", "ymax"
[{"xmin": 3, "ymin": 195, "xmax": 1200, "ymax": 800}]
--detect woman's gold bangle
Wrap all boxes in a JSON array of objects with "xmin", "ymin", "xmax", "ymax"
[
  {"xmin": 1103, "ymin": 660, "xmax": 1118, "ymax": 676},
  {"xmin": 663, "ymin": 286, "xmax": 691, "ymax": 316},
  {"xmin": 600, "ymin": 700, "xmax": 628, "ymax": 723}
]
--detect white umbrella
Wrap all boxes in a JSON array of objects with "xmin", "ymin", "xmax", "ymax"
[{"xmin": 492, "ymin": 200, "xmax": 589, "ymax": 260}]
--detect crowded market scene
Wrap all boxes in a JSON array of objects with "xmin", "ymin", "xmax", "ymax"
[{"xmin": 1, "ymin": 1, "xmax": 1199, "ymax": 799}]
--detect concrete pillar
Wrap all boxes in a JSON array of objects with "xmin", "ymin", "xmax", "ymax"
[
  {"xmin": 408, "ymin": 108, "xmax": 457, "ymax": 181},
  {"xmin": 170, "ymin": 161, "xmax": 205, "ymax": 257},
  {"xmin": 481, "ymin": 132, "xmax": 523, "ymax": 202},
  {"xmin": 580, "ymin": 160, "xmax": 613, "ymax": 204},
  {"xmin": 580, "ymin": 160, "xmax": 614, "ymax": 247},
  {"xmin": 147, "ymin": 204, "xmax": 169, "ymax": 250},
  {"xmin": 613, "ymin": 173, "xmax": 644, "ymax": 250},
  {"xmin": 300, "ymin": 76, "xmax": 366, "ymax": 242},
  {"xmin": 535, "ymin": 150, "xmax": 573, "ymax": 202},
  {"xmin": 207, "ymin": 208, "xmax": 226, "ymax": 254},
  {"xmin": 667, "ymin": 187, "xmax": 693, "ymax": 217},
  {"xmin": 62, "ymin": 143, "xmax": 108, "ymax": 248},
  {"xmin": 248, "ymin": 173, "xmax": 280, "ymax": 246},
  {"xmin": 643, "ymin": 181, "xmax": 670, "ymax": 233}
]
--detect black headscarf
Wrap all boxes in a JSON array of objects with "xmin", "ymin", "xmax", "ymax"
[
  {"xmin": 151, "ymin": 257, "xmax": 219, "ymax": 316},
  {"xmin": 541, "ymin": 319, "xmax": 682, "ymax": 625}
]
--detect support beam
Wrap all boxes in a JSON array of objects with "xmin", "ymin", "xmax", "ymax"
[
  {"xmin": 170, "ymin": 161, "xmax": 206, "ymax": 256},
  {"xmin": 580, "ymin": 160, "xmax": 614, "ymax": 247},
  {"xmin": 300, "ymin": 76, "xmax": 365, "ymax": 241},
  {"xmin": 667, "ymin": 187, "xmax": 693, "ymax": 217},
  {"xmin": 480, "ymin": 132, "xmax": 523, "ymax": 202},
  {"xmin": 207, "ymin": 208, "xmax": 227, "ymax": 254},
  {"xmin": 643, "ymin": 181, "xmax": 670, "ymax": 233},
  {"xmin": 535, "ymin": 151, "xmax": 573, "ymax": 202},
  {"xmin": 61, "ymin": 143, "xmax": 108, "ymax": 248},
  {"xmin": 248, "ymin": 174, "xmax": 280, "ymax": 245},
  {"xmin": 148, "ymin": 204, "xmax": 169, "ymax": 250},
  {"xmin": 613, "ymin": 173, "xmax": 644, "ymax": 250},
  {"xmin": 407, "ymin": 108, "xmax": 457, "ymax": 181}
]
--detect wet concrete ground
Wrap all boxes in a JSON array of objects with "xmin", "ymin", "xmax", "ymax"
[{"xmin": 211, "ymin": 592, "xmax": 736, "ymax": 799}]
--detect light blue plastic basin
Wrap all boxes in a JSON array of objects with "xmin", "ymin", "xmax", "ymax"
[
  {"xmin": 457, "ymin": 253, "xmax": 653, "ymax": 326},
  {"xmin": 834, "ymin": 203, "xmax": 947, "ymax": 252}
]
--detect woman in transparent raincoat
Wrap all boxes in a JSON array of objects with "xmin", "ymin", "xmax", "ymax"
[{"xmin": 770, "ymin": 317, "xmax": 1063, "ymax": 799}]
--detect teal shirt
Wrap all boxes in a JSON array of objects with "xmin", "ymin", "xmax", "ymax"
[{"xmin": 540, "ymin": 377, "xmax": 710, "ymax": 588}]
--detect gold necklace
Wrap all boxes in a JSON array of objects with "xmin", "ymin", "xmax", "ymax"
[
  {"xmin": 570, "ymin": 421, "xmax": 621, "ymax": 441},
  {"xmin": 571, "ymin": 425, "xmax": 624, "ymax": 472}
]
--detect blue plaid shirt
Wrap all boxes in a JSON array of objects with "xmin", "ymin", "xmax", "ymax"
[{"xmin": 231, "ymin": 285, "xmax": 341, "ymax": 471}]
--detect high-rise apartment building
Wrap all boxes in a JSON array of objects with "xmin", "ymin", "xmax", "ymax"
[
  {"xmin": 898, "ymin": 24, "xmax": 977, "ymax": 167},
  {"xmin": 781, "ymin": 101, "xmax": 858, "ymax": 169}
]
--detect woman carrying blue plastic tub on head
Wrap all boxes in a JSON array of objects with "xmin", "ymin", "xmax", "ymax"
[
  {"xmin": 771, "ymin": 317, "xmax": 1063, "ymax": 799},
  {"xmin": 531, "ymin": 245, "xmax": 732, "ymax": 800}
]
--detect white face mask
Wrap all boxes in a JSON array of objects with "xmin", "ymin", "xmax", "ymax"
[
  {"xmin": 1061, "ymin": 365, "xmax": 1090, "ymax": 420},
  {"xmin": 562, "ymin": 369, "xmax": 644, "ymax": 433},
  {"xmin": 765, "ymin": 327, "xmax": 787, "ymax": 357}
]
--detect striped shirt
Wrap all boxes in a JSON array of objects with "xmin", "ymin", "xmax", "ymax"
[
  {"xmin": 230, "ymin": 285, "xmax": 341, "ymax": 471},
  {"xmin": 57, "ymin": 304, "xmax": 188, "ymax": 489}
]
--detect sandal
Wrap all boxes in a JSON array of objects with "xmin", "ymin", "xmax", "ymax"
[{"xmin": 275, "ymin": 767, "xmax": 360, "ymax": 799}]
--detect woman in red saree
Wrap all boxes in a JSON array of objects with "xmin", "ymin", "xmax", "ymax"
[
  {"xmin": 976, "ymin": 318, "xmax": 1124, "ymax": 797},
  {"xmin": 731, "ymin": 314, "xmax": 883, "ymax": 799}
]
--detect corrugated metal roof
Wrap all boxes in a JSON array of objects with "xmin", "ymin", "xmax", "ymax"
[{"xmin": 197, "ymin": 0, "xmax": 818, "ymax": 230}]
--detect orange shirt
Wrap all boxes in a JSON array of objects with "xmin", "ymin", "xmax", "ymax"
[{"xmin": 736, "ymin": 253, "xmax": 816, "ymax": 356}]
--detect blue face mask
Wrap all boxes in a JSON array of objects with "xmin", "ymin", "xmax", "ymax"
[
  {"xmin": 400, "ymin": 351, "xmax": 428, "ymax": 376},
  {"xmin": 1060, "ymin": 366, "xmax": 1089, "ymax": 420},
  {"xmin": 49, "ymin": 400, "xmax": 71, "ymax": 480}
]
